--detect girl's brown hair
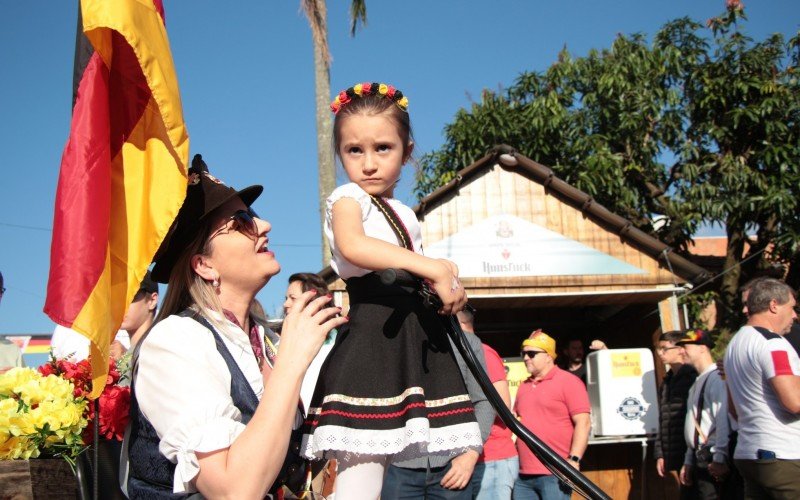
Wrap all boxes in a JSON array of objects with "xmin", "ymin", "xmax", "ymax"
[{"xmin": 333, "ymin": 93, "xmax": 414, "ymax": 162}]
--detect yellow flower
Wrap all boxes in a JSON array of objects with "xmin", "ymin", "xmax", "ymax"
[
  {"xmin": 0, "ymin": 435, "xmax": 38, "ymax": 460},
  {"xmin": 397, "ymin": 96, "xmax": 409, "ymax": 110},
  {"xmin": 378, "ymin": 83, "xmax": 388, "ymax": 95},
  {"xmin": 38, "ymin": 375, "xmax": 75, "ymax": 401},
  {"xmin": 0, "ymin": 397, "xmax": 17, "ymax": 424},
  {"xmin": 0, "ymin": 366, "xmax": 87, "ymax": 460},
  {"xmin": 353, "ymin": 83, "xmax": 363, "ymax": 95},
  {"xmin": 9, "ymin": 411, "xmax": 36, "ymax": 436},
  {"xmin": 0, "ymin": 367, "xmax": 38, "ymax": 396}
]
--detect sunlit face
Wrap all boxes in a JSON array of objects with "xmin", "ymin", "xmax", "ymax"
[
  {"xmin": 205, "ymin": 198, "xmax": 279, "ymax": 293},
  {"xmin": 681, "ymin": 343, "xmax": 704, "ymax": 365},
  {"xmin": 774, "ymin": 295, "xmax": 798, "ymax": 335},
  {"xmin": 337, "ymin": 113, "xmax": 411, "ymax": 198},
  {"xmin": 120, "ymin": 291, "xmax": 157, "ymax": 332},
  {"xmin": 522, "ymin": 349, "xmax": 552, "ymax": 377},
  {"xmin": 657, "ymin": 341, "xmax": 684, "ymax": 365},
  {"xmin": 283, "ymin": 280, "xmax": 304, "ymax": 316}
]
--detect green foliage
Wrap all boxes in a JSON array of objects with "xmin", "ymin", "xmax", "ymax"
[
  {"xmin": 417, "ymin": 4, "xmax": 800, "ymax": 324},
  {"xmin": 680, "ymin": 289, "xmax": 718, "ymax": 331}
]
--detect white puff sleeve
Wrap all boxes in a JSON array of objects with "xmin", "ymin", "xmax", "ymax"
[
  {"xmin": 326, "ymin": 183, "xmax": 372, "ymax": 223},
  {"xmin": 134, "ymin": 316, "xmax": 249, "ymax": 494}
]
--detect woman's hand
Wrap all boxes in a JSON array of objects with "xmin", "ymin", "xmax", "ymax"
[
  {"xmin": 277, "ymin": 290, "xmax": 347, "ymax": 371},
  {"xmin": 429, "ymin": 259, "xmax": 467, "ymax": 316}
]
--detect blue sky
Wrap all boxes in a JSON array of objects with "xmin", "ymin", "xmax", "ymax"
[{"xmin": 0, "ymin": 1, "xmax": 797, "ymax": 334}]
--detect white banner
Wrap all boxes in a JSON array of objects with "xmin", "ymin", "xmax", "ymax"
[{"xmin": 425, "ymin": 214, "xmax": 646, "ymax": 278}]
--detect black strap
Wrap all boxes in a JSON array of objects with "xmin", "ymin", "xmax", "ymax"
[
  {"xmin": 180, "ymin": 310, "xmax": 308, "ymax": 491},
  {"xmin": 369, "ymin": 195, "xmax": 414, "ymax": 251},
  {"xmin": 180, "ymin": 310, "xmax": 261, "ymax": 415},
  {"xmin": 693, "ymin": 373, "xmax": 716, "ymax": 448}
]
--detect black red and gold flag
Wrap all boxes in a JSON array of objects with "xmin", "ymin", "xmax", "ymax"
[{"xmin": 45, "ymin": 0, "xmax": 189, "ymax": 398}]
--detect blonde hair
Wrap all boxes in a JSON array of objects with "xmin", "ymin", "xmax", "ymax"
[
  {"xmin": 157, "ymin": 220, "xmax": 222, "ymax": 323},
  {"xmin": 135, "ymin": 206, "xmax": 260, "ymax": 367}
]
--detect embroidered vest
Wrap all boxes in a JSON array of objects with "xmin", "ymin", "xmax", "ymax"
[{"xmin": 126, "ymin": 310, "xmax": 299, "ymax": 498}]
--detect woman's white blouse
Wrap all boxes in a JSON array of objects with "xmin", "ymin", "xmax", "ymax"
[
  {"xmin": 129, "ymin": 313, "xmax": 267, "ymax": 494},
  {"xmin": 325, "ymin": 182, "xmax": 423, "ymax": 279}
]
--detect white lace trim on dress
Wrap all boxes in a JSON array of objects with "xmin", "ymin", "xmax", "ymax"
[{"xmin": 301, "ymin": 419, "xmax": 482, "ymax": 460}]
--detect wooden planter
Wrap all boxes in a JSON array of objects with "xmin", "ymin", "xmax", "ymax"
[{"xmin": 0, "ymin": 459, "xmax": 78, "ymax": 499}]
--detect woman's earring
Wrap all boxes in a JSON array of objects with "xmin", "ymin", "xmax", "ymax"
[{"xmin": 212, "ymin": 276, "xmax": 220, "ymax": 288}]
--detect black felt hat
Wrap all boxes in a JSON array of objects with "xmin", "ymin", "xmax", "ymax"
[
  {"xmin": 151, "ymin": 154, "xmax": 263, "ymax": 283},
  {"xmin": 138, "ymin": 270, "xmax": 159, "ymax": 294}
]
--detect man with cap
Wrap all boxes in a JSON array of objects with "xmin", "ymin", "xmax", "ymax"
[
  {"xmin": 512, "ymin": 330, "xmax": 591, "ymax": 500},
  {"xmin": 676, "ymin": 329, "xmax": 730, "ymax": 499}
]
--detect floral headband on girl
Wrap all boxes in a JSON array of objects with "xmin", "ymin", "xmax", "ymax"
[{"xmin": 330, "ymin": 82, "xmax": 409, "ymax": 114}]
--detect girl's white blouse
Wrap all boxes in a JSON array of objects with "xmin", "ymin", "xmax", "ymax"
[
  {"xmin": 122, "ymin": 313, "xmax": 270, "ymax": 494},
  {"xmin": 325, "ymin": 182, "xmax": 423, "ymax": 279}
]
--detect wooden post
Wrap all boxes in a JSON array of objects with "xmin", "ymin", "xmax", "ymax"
[{"xmin": 0, "ymin": 459, "xmax": 77, "ymax": 499}]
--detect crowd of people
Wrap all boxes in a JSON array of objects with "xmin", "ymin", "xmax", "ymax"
[
  {"xmin": 655, "ymin": 277, "xmax": 800, "ymax": 500},
  {"xmin": 2, "ymin": 80, "xmax": 798, "ymax": 500}
]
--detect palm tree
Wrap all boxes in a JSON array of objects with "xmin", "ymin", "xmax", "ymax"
[{"xmin": 302, "ymin": 0, "xmax": 366, "ymax": 266}]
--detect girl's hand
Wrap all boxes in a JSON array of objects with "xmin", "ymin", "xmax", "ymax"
[
  {"xmin": 429, "ymin": 259, "xmax": 467, "ymax": 316},
  {"xmin": 277, "ymin": 291, "xmax": 347, "ymax": 371}
]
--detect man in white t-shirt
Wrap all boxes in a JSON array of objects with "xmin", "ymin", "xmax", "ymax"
[{"xmin": 725, "ymin": 278, "xmax": 800, "ymax": 499}]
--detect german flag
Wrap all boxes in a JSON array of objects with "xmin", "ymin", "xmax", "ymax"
[{"xmin": 44, "ymin": 0, "xmax": 188, "ymax": 398}]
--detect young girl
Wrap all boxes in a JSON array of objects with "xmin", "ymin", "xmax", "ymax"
[{"xmin": 301, "ymin": 83, "xmax": 482, "ymax": 499}]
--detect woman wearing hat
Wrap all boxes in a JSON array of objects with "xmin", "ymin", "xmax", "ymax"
[{"xmin": 122, "ymin": 155, "xmax": 347, "ymax": 498}]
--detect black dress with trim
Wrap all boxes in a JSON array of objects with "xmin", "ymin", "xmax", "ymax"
[{"xmin": 300, "ymin": 195, "xmax": 481, "ymax": 461}]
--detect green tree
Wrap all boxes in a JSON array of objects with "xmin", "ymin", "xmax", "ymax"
[
  {"xmin": 302, "ymin": 0, "xmax": 367, "ymax": 266},
  {"xmin": 416, "ymin": 3, "xmax": 800, "ymax": 330},
  {"xmin": 670, "ymin": 5, "xmax": 800, "ymax": 328},
  {"xmin": 416, "ymin": 34, "xmax": 695, "ymax": 249}
]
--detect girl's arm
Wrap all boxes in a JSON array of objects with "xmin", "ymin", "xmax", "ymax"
[
  {"xmin": 332, "ymin": 198, "xmax": 466, "ymax": 314},
  {"xmin": 195, "ymin": 292, "xmax": 346, "ymax": 499}
]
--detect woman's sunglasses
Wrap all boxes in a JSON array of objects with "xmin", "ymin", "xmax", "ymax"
[{"xmin": 211, "ymin": 209, "xmax": 259, "ymax": 240}]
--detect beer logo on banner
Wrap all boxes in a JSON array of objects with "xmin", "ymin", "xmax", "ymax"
[
  {"xmin": 617, "ymin": 396, "xmax": 645, "ymax": 420},
  {"xmin": 424, "ymin": 214, "xmax": 648, "ymax": 278}
]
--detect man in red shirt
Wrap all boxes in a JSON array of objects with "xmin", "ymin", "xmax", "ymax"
[
  {"xmin": 459, "ymin": 311, "xmax": 518, "ymax": 499},
  {"xmin": 513, "ymin": 330, "xmax": 591, "ymax": 500}
]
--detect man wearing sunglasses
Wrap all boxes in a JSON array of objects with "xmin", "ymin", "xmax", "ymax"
[
  {"xmin": 654, "ymin": 330, "xmax": 698, "ymax": 496},
  {"xmin": 512, "ymin": 330, "xmax": 591, "ymax": 500}
]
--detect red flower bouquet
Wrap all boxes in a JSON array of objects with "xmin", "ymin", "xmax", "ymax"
[{"xmin": 38, "ymin": 357, "xmax": 131, "ymax": 443}]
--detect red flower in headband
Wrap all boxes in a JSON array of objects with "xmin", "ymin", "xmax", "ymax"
[{"xmin": 330, "ymin": 82, "xmax": 409, "ymax": 114}]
